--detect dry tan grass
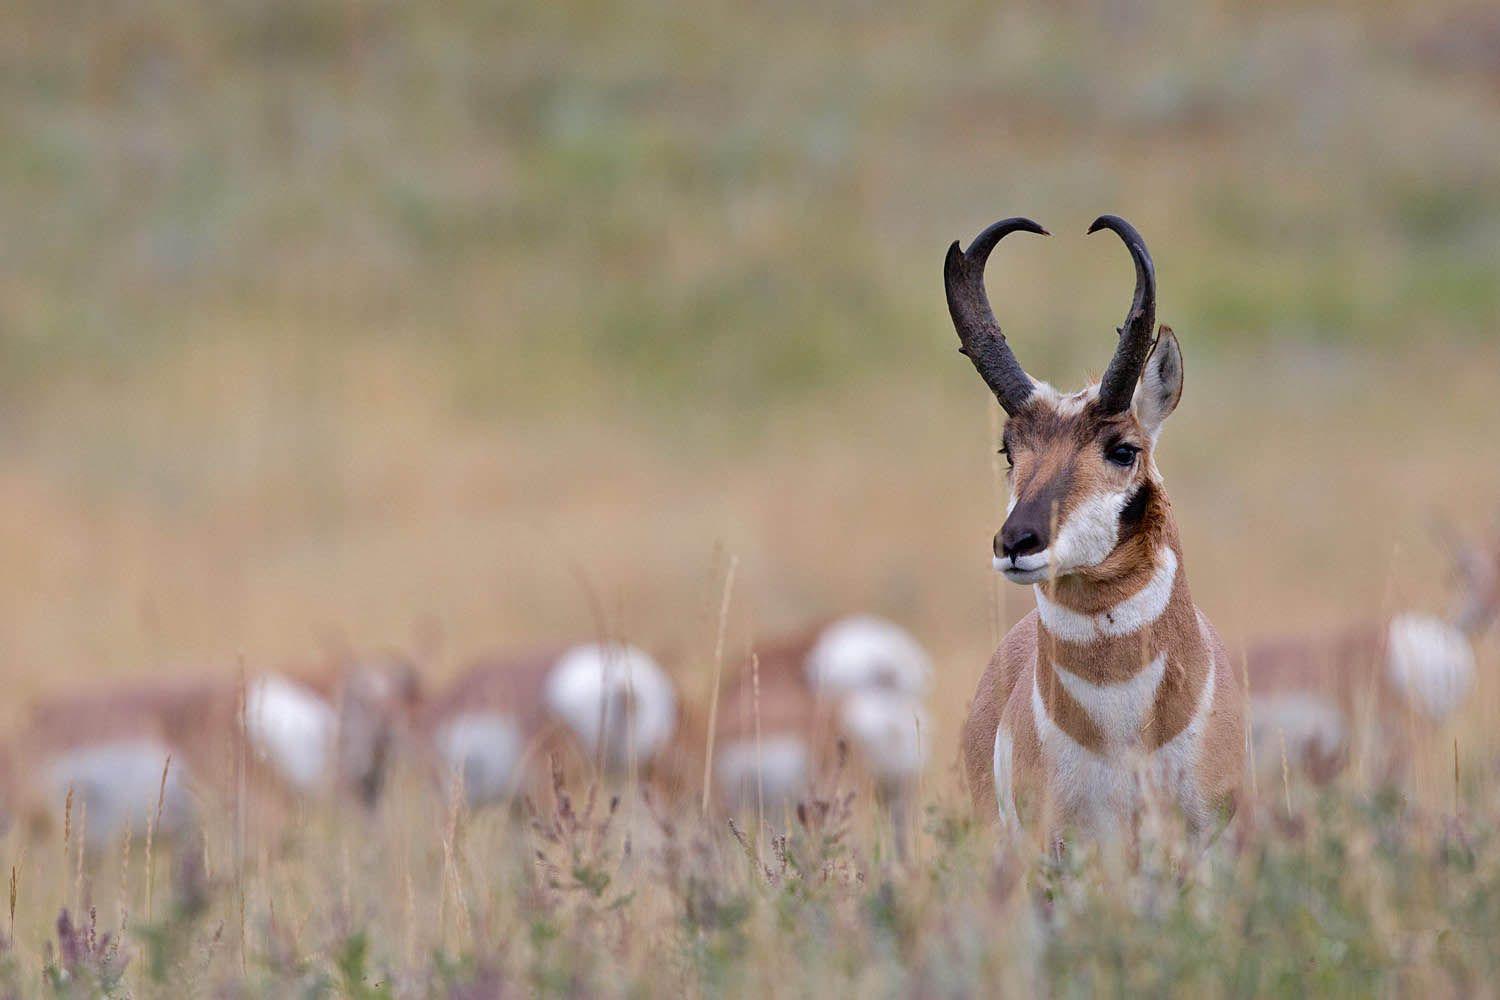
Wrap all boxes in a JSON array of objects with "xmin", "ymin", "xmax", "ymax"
[{"xmin": 2, "ymin": 0, "xmax": 1500, "ymax": 992}]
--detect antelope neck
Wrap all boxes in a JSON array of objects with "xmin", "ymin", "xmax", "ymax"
[
  {"xmin": 1034, "ymin": 545, "xmax": 1180, "ymax": 646},
  {"xmin": 1031, "ymin": 539, "xmax": 1210, "ymax": 753}
]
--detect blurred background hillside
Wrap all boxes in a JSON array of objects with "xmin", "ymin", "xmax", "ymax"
[{"xmin": 1, "ymin": 0, "xmax": 1497, "ymax": 764}]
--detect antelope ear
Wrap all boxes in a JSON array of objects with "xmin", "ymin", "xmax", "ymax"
[{"xmin": 1133, "ymin": 325, "xmax": 1183, "ymax": 435}]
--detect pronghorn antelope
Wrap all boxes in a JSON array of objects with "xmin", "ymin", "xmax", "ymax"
[
  {"xmin": 1247, "ymin": 529, "xmax": 1498, "ymax": 781},
  {"xmin": 423, "ymin": 641, "xmax": 680, "ymax": 809},
  {"xmin": 952, "ymin": 216, "xmax": 1247, "ymax": 843},
  {"xmin": 711, "ymin": 615, "xmax": 931, "ymax": 811},
  {"xmin": 5, "ymin": 653, "xmax": 419, "ymax": 846}
]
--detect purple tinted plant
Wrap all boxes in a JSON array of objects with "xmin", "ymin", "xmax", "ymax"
[{"xmin": 43, "ymin": 909, "xmax": 128, "ymax": 998}]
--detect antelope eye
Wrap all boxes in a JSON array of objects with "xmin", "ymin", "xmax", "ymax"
[
  {"xmin": 1105, "ymin": 443, "xmax": 1140, "ymax": 467},
  {"xmin": 998, "ymin": 443, "xmax": 1014, "ymax": 468}
]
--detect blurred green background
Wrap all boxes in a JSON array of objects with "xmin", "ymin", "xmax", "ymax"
[
  {"xmin": 6, "ymin": 2, "xmax": 1496, "ymax": 403},
  {"xmin": 0, "ymin": 1, "xmax": 1497, "ymax": 740}
]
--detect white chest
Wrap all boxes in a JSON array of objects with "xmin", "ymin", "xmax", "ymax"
[{"xmin": 1025, "ymin": 649, "xmax": 1216, "ymax": 838}]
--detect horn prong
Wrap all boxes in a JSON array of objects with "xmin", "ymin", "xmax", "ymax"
[
  {"xmin": 943, "ymin": 217, "xmax": 1048, "ymax": 415},
  {"xmin": 1088, "ymin": 214, "xmax": 1158, "ymax": 413}
]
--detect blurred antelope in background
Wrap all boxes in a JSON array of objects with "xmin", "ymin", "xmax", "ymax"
[
  {"xmin": 1247, "ymin": 524, "xmax": 1498, "ymax": 781},
  {"xmin": 422, "ymin": 641, "xmax": 680, "ymax": 809},
  {"xmin": 4, "ymin": 652, "xmax": 420, "ymax": 847},
  {"xmin": 952, "ymin": 216, "xmax": 1247, "ymax": 845},
  {"xmin": 710, "ymin": 615, "xmax": 931, "ymax": 818}
]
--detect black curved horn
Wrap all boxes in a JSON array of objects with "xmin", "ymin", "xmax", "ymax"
[
  {"xmin": 943, "ymin": 217, "xmax": 1049, "ymax": 414},
  {"xmin": 1087, "ymin": 214, "xmax": 1157, "ymax": 414}
]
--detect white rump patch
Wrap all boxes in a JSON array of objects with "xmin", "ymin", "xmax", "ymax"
[
  {"xmin": 1386, "ymin": 614, "xmax": 1475, "ymax": 722},
  {"xmin": 837, "ymin": 689, "xmax": 928, "ymax": 781},
  {"xmin": 1250, "ymin": 693, "xmax": 1345, "ymax": 767},
  {"xmin": 245, "ymin": 674, "xmax": 337, "ymax": 791},
  {"xmin": 1053, "ymin": 652, "xmax": 1168, "ymax": 746},
  {"xmin": 45, "ymin": 740, "xmax": 194, "ymax": 847},
  {"xmin": 1034, "ymin": 547, "xmax": 1178, "ymax": 643},
  {"xmin": 716, "ymin": 735, "xmax": 809, "ymax": 806},
  {"xmin": 804, "ymin": 615, "xmax": 932, "ymax": 697},
  {"xmin": 435, "ymin": 712, "xmax": 525, "ymax": 807},
  {"xmin": 545, "ymin": 643, "xmax": 677, "ymax": 769}
]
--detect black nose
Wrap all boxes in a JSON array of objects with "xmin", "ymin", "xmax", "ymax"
[{"xmin": 996, "ymin": 524, "xmax": 1047, "ymax": 561}]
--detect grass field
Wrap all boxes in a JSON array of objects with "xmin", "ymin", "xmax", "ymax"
[{"xmin": 1, "ymin": 0, "xmax": 1499, "ymax": 994}]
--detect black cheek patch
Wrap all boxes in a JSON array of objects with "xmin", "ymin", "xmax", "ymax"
[{"xmin": 1119, "ymin": 482, "xmax": 1154, "ymax": 531}]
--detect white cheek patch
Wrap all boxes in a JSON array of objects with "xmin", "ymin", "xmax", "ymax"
[
  {"xmin": 716, "ymin": 736, "xmax": 809, "ymax": 806},
  {"xmin": 545, "ymin": 644, "xmax": 678, "ymax": 769},
  {"xmin": 45, "ymin": 740, "xmax": 195, "ymax": 847},
  {"xmin": 435, "ymin": 712, "xmax": 524, "ymax": 807},
  {"xmin": 1386, "ymin": 614, "xmax": 1475, "ymax": 722},
  {"xmin": 837, "ymin": 689, "xmax": 928, "ymax": 782},
  {"xmin": 1035, "ymin": 547, "xmax": 1179, "ymax": 643},
  {"xmin": 1051, "ymin": 489, "xmax": 1132, "ymax": 572},
  {"xmin": 245, "ymin": 674, "xmax": 338, "ymax": 792},
  {"xmin": 804, "ymin": 616, "xmax": 932, "ymax": 697}
]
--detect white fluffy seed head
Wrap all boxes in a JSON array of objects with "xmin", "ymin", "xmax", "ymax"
[
  {"xmin": 544, "ymin": 643, "xmax": 677, "ymax": 769},
  {"xmin": 804, "ymin": 616, "xmax": 931, "ymax": 697}
]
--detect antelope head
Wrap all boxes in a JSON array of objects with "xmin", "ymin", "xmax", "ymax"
[
  {"xmin": 1434, "ymin": 519, "xmax": 1500, "ymax": 637},
  {"xmin": 336, "ymin": 653, "xmax": 423, "ymax": 805},
  {"xmin": 945, "ymin": 215, "xmax": 1184, "ymax": 586}
]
